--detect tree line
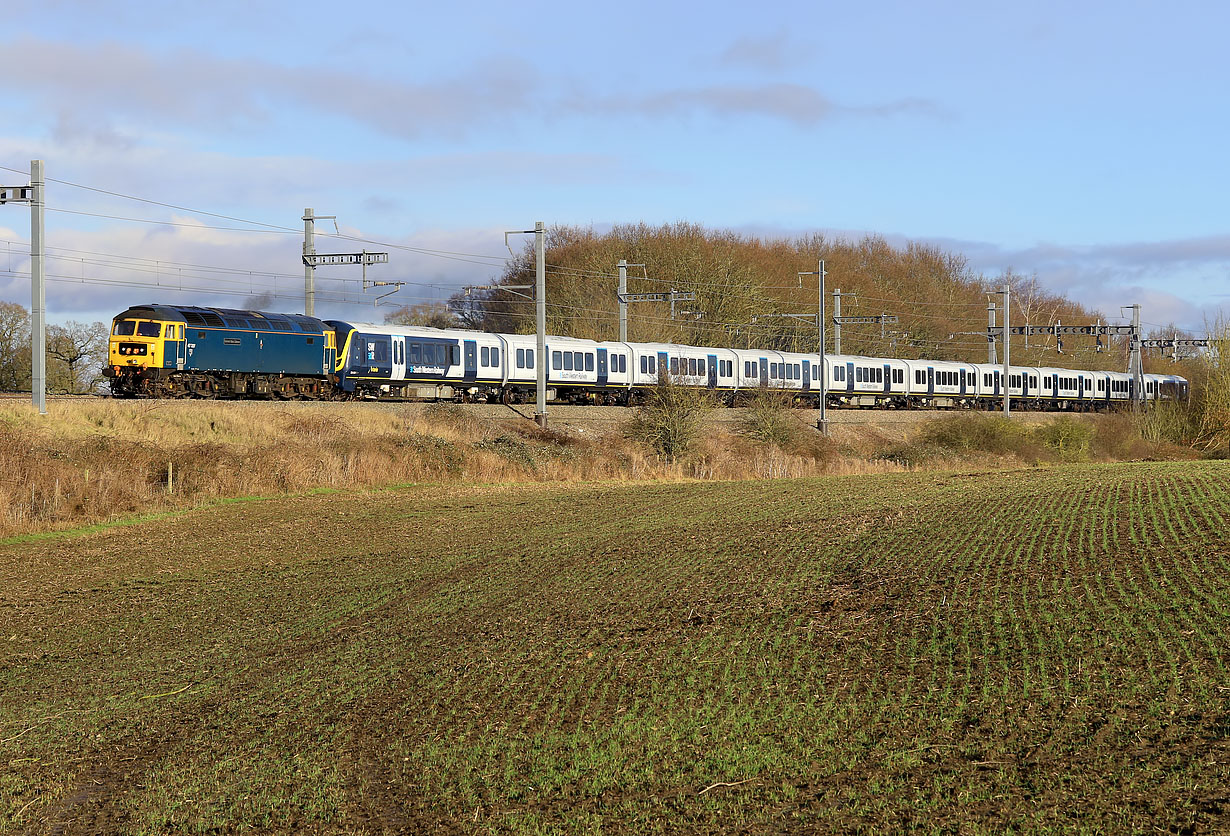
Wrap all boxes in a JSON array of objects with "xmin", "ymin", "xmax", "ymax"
[{"xmin": 0, "ymin": 302, "xmax": 108, "ymax": 393}]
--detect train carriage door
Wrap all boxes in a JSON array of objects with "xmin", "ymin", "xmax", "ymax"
[
  {"xmin": 656, "ymin": 351, "xmax": 668, "ymax": 382},
  {"xmin": 759, "ymin": 357, "xmax": 769, "ymax": 386},
  {"xmin": 167, "ymin": 323, "xmax": 185, "ymax": 370},
  {"xmin": 882, "ymin": 363, "xmax": 891, "ymax": 394},
  {"xmin": 597, "ymin": 348, "xmax": 608, "ymax": 388},
  {"xmin": 1077, "ymin": 375, "xmax": 1084, "ymax": 399},
  {"xmin": 464, "ymin": 340, "xmax": 477, "ymax": 381},
  {"xmin": 845, "ymin": 362, "xmax": 854, "ymax": 393},
  {"xmin": 802, "ymin": 360, "xmax": 810, "ymax": 390},
  {"xmin": 927, "ymin": 366, "xmax": 935, "ymax": 397},
  {"xmin": 392, "ymin": 336, "xmax": 406, "ymax": 381},
  {"xmin": 707, "ymin": 354, "xmax": 718, "ymax": 389},
  {"xmin": 959, "ymin": 369, "xmax": 967, "ymax": 396}
]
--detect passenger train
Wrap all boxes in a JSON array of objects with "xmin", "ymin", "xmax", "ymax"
[{"xmin": 104, "ymin": 303, "xmax": 1189, "ymax": 409}]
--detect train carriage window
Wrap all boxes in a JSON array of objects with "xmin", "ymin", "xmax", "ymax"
[
  {"xmin": 744, "ymin": 361, "xmax": 751, "ymax": 377},
  {"xmin": 526, "ymin": 349, "xmax": 534, "ymax": 369},
  {"xmin": 553, "ymin": 350, "xmax": 563, "ymax": 370},
  {"xmin": 641, "ymin": 356, "xmax": 649, "ymax": 374},
  {"xmin": 516, "ymin": 348, "xmax": 525, "ymax": 368},
  {"xmin": 687, "ymin": 358, "xmax": 695, "ymax": 376},
  {"xmin": 572, "ymin": 351, "xmax": 582, "ymax": 370},
  {"xmin": 584, "ymin": 353, "xmax": 593, "ymax": 372},
  {"xmin": 480, "ymin": 346, "xmax": 489, "ymax": 367},
  {"xmin": 563, "ymin": 352, "xmax": 573, "ymax": 371},
  {"xmin": 492, "ymin": 347, "xmax": 500, "ymax": 367},
  {"xmin": 649, "ymin": 357, "xmax": 656, "ymax": 375},
  {"xmin": 670, "ymin": 357, "xmax": 679, "ymax": 375}
]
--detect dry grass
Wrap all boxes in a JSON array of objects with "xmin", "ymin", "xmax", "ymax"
[{"xmin": 0, "ymin": 400, "xmax": 1194, "ymax": 538}]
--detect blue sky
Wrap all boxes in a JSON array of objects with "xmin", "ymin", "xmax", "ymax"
[{"xmin": 0, "ymin": 0, "xmax": 1226, "ymax": 334}]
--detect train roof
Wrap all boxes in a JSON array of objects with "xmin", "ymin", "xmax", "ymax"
[{"xmin": 114, "ymin": 304, "xmax": 327, "ymax": 334}]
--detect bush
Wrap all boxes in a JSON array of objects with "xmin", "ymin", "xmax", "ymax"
[
  {"xmin": 624, "ymin": 375, "xmax": 713, "ymax": 461},
  {"xmin": 1137, "ymin": 400, "xmax": 1199, "ymax": 446},
  {"xmin": 740, "ymin": 386, "xmax": 799, "ymax": 448},
  {"xmin": 1033, "ymin": 416, "xmax": 1093, "ymax": 462},
  {"xmin": 916, "ymin": 414, "xmax": 1027, "ymax": 454}
]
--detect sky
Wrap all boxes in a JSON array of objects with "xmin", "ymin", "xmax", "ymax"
[{"xmin": 0, "ymin": 0, "xmax": 1226, "ymax": 336}]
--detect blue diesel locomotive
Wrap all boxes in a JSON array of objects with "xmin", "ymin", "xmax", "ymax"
[{"xmin": 105, "ymin": 304, "xmax": 337, "ymax": 398}]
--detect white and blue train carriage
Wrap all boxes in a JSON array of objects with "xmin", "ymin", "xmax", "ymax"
[
  {"xmin": 732, "ymin": 347, "xmax": 819, "ymax": 394},
  {"xmin": 905, "ymin": 358, "xmax": 980, "ymax": 407},
  {"xmin": 824, "ymin": 354, "xmax": 909, "ymax": 406},
  {"xmin": 330, "ymin": 321, "xmax": 463, "ymax": 396}
]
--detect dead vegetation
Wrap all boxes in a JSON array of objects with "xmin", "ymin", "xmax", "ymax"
[{"xmin": 0, "ymin": 399, "xmax": 1197, "ymax": 538}]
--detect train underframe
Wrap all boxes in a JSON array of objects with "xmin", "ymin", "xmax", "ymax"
[
  {"xmin": 106, "ymin": 368, "xmax": 1131, "ymax": 411},
  {"xmin": 105, "ymin": 366, "xmax": 334, "ymax": 400}
]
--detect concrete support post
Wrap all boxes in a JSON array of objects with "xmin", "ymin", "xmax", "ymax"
[
  {"xmin": 535, "ymin": 221, "xmax": 547, "ymax": 428},
  {"xmin": 303, "ymin": 208, "xmax": 315, "ymax": 317},
  {"xmin": 818, "ymin": 260, "xmax": 828, "ymax": 436},
  {"xmin": 1129, "ymin": 304, "xmax": 1143, "ymax": 412},
  {"xmin": 833, "ymin": 287, "xmax": 841, "ymax": 355},
  {"xmin": 987, "ymin": 302, "xmax": 997, "ymax": 364},
  {"xmin": 31, "ymin": 160, "xmax": 45, "ymax": 416},
  {"xmin": 1001, "ymin": 284, "xmax": 1010, "ymax": 417},
  {"xmin": 618, "ymin": 259, "xmax": 628, "ymax": 343}
]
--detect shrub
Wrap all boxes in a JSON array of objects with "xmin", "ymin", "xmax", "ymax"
[
  {"xmin": 1032, "ymin": 416, "xmax": 1093, "ymax": 462},
  {"xmin": 916, "ymin": 414, "xmax": 1027, "ymax": 454},
  {"xmin": 740, "ymin": 386, "xmax": 799, "ymax": 448},
  {"xmin": 624, "ymin": 375, "xmax": 713, "ymax": 461}
]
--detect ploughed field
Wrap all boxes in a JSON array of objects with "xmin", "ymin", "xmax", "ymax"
[{"xmin": 3, "ymin": 463, "xmax": 1229, "ymax": 834}]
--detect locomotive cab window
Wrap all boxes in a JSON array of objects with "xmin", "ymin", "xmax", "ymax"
[{"xmin": 136, "ymin": 322, "xmax": 162, "ymax": 337}]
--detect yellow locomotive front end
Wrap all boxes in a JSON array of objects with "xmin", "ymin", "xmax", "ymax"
[{"xmin": 104, "ymin": 306, "xmax": 186, "ymax": 397}]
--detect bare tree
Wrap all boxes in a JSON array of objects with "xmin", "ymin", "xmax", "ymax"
[
  {"xmin": 0, "ymin": 301, "xmax": 31, "ymax": 391},
  {"xmin": 384, "ymin": 301, "xmax": 458, "ymax": 329},
  {"xmin": 47, "ymin": 320, "xmax": 108, "ymax": 393}
]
